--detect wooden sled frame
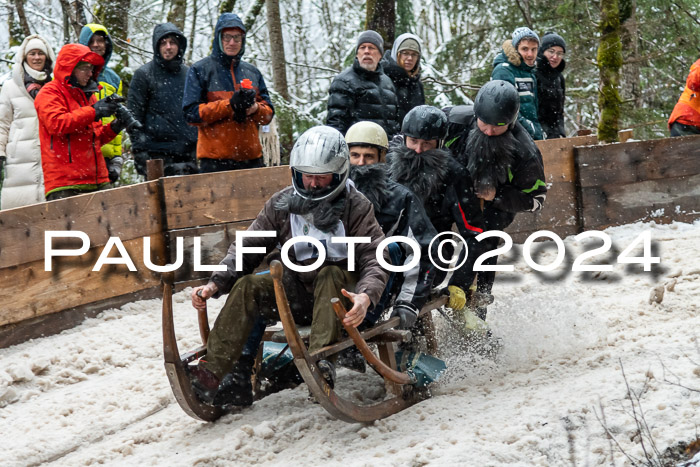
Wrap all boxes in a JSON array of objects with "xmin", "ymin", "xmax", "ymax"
[{"xmin": 162, "ymin": 261, "xmax": 447, "ymax": 423}]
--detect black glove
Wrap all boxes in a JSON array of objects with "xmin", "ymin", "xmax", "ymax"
[
  {"xmin": 93, "ymin": 97, "xmax": 119, "ymax": 120},
  {"xmin": 104, "ymin": 156, "xmax": 123, "ymax": 183},
  {"xmin": 110, "ymin": 119, "xmax": 127, "ymax": 134},
  {"xmin": 229, "ymin": 88, "xmax": 257, "ymax": 123},
  {"xmin": 390, "ymin": 302, "xmax": 419, "ymax": 330}
]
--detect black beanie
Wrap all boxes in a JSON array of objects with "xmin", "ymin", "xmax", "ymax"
[
  {"xmin": 356, "ymin": 30, "xmax": 384, "ymax": 55},
  {"xmin": 540, "ymin": 32, "xmax": 566, "ymax": 53}
]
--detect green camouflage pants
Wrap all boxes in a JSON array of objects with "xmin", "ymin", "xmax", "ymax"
[{"xmin": 203, "ymin": 265, "xmax": 357, "ymax": 378}]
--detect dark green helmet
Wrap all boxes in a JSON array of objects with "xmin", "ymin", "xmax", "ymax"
[{"xmin": 474, "ymin": 80, "xmax": 520, "ymax": 127}]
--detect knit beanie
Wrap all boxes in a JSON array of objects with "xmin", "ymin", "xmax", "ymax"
[
  {"xmin": 397, "ymin": 38, "xmax": 420, "ymax": 55},
  {"xmin": 540, "ymin": 32, "xmax": 566, "ymax": 53},
  {"xmin": 25, "ymin": 38, "xmax": 48, "ymax": 56},
  {"xmin": 356, "ymin": 30, "xmax": 384, "ymax": 55},
  {"xmin": 511, "ymin": 27, "xmax": 540, "ymax": 49}
]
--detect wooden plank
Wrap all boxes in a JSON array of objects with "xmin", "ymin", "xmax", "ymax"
[
  {"xmin": 535, "ymin": 135, "xmax": 597, "ymax": 182},
  {"xmin": 0, "ymin": 236, "xmax": 162, "ymax": 327},
  {"xmin": 576, "ymin": 135, "xmax": 700, "ymax": 188},
  {"xmin": 505, "ymin": 136, "xmax": 597, "ymax": 241},
  {"xmin": 0, "ymin": 182, "xmax": 162, "ymax": 269},
  {"xmin": 162, "ymin": 166, "xmax": 290, "ymax": 230},
  {"xmin": 579, "ymin": 173, "xmax": 700, "ymax": 230},
  {"xmin": 166, "ymin": 220, "xmax": 253, "ymax": 283}
]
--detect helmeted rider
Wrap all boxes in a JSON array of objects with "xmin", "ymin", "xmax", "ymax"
[
  {"xmin": 188, "ymin": 126, "xmax": 388, "ymax": 407},
  {"xmin": 387, "ymin": 105, "xmax": 484, "ymax": 314},
  {"xmin": 345, "ymin": 121, "xmax": 438, "ymax": 331},
  {"xmin": 444, "ymin": 80, "xmax": 547, "ymax": 319}
]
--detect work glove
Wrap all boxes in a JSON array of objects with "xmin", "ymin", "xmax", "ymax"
[
  {"xmin": 110, "ymin": 119, "xmax": 127, "ymax": 134},
  {"xmin": 390, "ymin": 302, "xmax": 419, "ymax": 330},
  {"xmin": 93, "ymin": 97, "xmax": 120, "ymax": 120},
  {"xmin": 230, "ymin": 88, "xmax": 257, "ymax": 123},
  {"xmin": 105, "ymin": 156, "xmax": 123, "ymax": 183},
  {"xmin": 447, "ymin": 285, "xmax": 467, "ymax": 311}
]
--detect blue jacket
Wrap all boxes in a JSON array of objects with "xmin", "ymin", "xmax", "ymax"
[{"xmin": 182, "ymin": 13, "xmax": 274, "ymax": 161}]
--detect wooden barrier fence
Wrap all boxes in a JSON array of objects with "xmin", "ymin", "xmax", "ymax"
[{"xmin": 1, "ymin": 135, "xmax": 699, "ymax": 347}]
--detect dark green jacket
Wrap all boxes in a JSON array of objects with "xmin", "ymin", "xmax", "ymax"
[{"xmin": 491, "ymin": 40, "xmax": 543, "ymax": 140}]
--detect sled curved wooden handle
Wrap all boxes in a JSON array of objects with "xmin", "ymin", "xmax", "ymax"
[
  {"xmin": 195, "ymin": 289, "xmax": 210, "ymax": 345},
  {"xmin": 331, "ymin": 298, "xmax": 416, "ymax": 385}
]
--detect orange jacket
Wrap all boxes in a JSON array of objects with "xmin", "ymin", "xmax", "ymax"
[
  {"xmin": 183, "ymin": 13, "xmax": 274, "ymax": 161},
  {"xmin": 34, "ymin": 44, "xmax": 117, "ymax": 196},
  {"xmin": 669, "ymin": 58, "xmax": 700, "ymax": 128}
]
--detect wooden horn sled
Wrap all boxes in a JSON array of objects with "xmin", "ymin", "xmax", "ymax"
[{"xmin": 162, "ymin": 261, "xmax": 446, "ymax": 423}]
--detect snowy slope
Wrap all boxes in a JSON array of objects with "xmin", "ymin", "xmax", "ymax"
[{"xmin": 1, "ymin": 220, "xmax": 699, "ymax": 466}]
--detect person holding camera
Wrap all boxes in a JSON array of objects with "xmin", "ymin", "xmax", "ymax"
[
  {"xmin": 128, "ymin": 23, "xmax": 198, "ymax": 177},
  {"xmin": 183, "ymin": 13, "xmax": 274, "ymax": 173},
  {"xmin": 34, "ymin": 44, "xmax": 128, "ymax": 200}
]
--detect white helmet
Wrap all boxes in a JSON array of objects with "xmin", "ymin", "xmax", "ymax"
[
  {"xmin": 345, "ymin": 121, "xmax": 389, "ymax": 161},
  {"xmin": 290, "ymin": 126, "xmax": 350, "ymax": 201}
]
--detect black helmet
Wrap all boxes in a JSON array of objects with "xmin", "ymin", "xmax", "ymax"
[
  {"xmin": 401, "ymin": 105, "xmax": 448, "ymax": 145},
  {"xmin": 474, "ymin": 80, "xmax": 520, "ymax": 127}
]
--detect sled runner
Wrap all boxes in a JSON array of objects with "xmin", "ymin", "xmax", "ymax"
[{"xmin": 162, "ymin": 261, "xmax": 447, "ymax": 423}]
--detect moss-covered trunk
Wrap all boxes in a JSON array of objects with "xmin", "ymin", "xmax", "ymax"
[{"xmin": 597, "ymin": 0, "xmax": 623, "ymax": 143}]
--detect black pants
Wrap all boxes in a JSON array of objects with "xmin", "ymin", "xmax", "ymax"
[
  {"xmin": 670, "ymin": 122, "xmax": 700, "ymax": 137},
  {"xmin": 134, "ymin": 152, "xmax": 198, "ymax": 177},
  {"xmin": 199, "ymin": 157, "xmax": 264, "ymax": 174},
  {"xmin": 46, "ymin": 187, "xmax": 105, "ymax": 201}
]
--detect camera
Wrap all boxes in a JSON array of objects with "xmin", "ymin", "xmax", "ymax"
[{"xmin": 105, "ymin": 94, "xmax": 142, "ymax": 131}]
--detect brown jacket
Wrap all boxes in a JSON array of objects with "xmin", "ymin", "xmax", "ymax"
[{"xmin": 210, "ymin": 184, "xmax": 389, "ymax": 306}]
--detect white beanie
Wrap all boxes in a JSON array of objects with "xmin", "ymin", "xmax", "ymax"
[{"xmin": 25, "ymin": 38, "xmax": 48, "ymax": 55}]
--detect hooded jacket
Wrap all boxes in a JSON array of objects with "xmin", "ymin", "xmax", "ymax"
[
  {"xmin": 349, "ymin": 163, "xmax": 437, "ymax": 317},
  {"xmin": 79, "ymin": 24, "xmax": 123, "ymax": 159},
  {"xmin": 380, "ymin": 33, "xmax": 425, "ymax": 125},
  {"xmin": 183, "ymin": 13, "xmax": 274, "ymax": 162},
  {"xmin": 669, "ymin": 58, "xmax": 700, "ymax": 129},
  {"xmin": 127, "ymin": 23, "xmax": 197, "ymax": 164},
  {"xmin": 535, "ymin": 52, "xmax": 566, "ymax": 138},
  {"xmin": 492, "ymin": 40, "xmax": 543, "ymax": 140},
  {"xmin": 34, "ymin": 44, "xmax": 117, "ymax": 196},
  {"xmin": 326, "ymin": 59, "xmax": 401, "ymax": 139},
  {"xmin": 0, "ymin": 34, "xmax": 55, "ymax": 209},
  {"xmin": 209, "ymin": 183, "xmax": 388, "ymax": 307}
]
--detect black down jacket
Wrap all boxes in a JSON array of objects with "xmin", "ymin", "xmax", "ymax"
[
  {"xmin": 381, "ymin": 51, "xmax": 425, "ymax": 125},
  {"xmin": 535, "ymin": 54, "xmax": 566, "ymax": 139},
  {"xmin": 127, "ymin": 23, "xmax": 197, "ymax": 168},
  {"xmin": 326, "ymin": 59, "xmax": 401, "ymax": 138}
]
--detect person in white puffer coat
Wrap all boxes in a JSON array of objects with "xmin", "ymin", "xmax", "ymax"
[{"xmin": 0, "ymin": 34, "xmax": 55, "ymax": 209}]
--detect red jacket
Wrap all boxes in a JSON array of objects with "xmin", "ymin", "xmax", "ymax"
[
  {"xmin": 669, "ymin": 58, "xmax": 700, "ymax": 128},
  {"xmin": 34, "ymin": 44, "xmax": 117, "ymax": 196}
]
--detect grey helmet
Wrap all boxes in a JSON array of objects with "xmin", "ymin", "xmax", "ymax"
[
  {"xmin": 474, "ymin": 80, "xmax": 520, "ymax": 127},
  {"xmin": 290, "ymin": 126, "xmax": 350, "ymax": 201},
  {"xmin": 401, "ymin": 105, "xmax": 448, "ymax": 147}
]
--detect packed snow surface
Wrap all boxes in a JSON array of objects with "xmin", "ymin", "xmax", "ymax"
[{"xmin": 1, "ymin": 221, "xmax": 699, "ymax": 466}]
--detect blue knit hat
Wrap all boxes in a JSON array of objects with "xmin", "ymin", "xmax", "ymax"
[{"xmin": 511, "ymin": 27, "xmax": 540, "ymax": 49}]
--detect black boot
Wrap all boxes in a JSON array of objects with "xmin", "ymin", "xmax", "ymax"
[
  {"xmin": 185, "ymin": 362, "xmax": 221, "ymax": 404},
  {"xmin": 213, "ymin": 354, "xmax": 254, "ymax": 407}
]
